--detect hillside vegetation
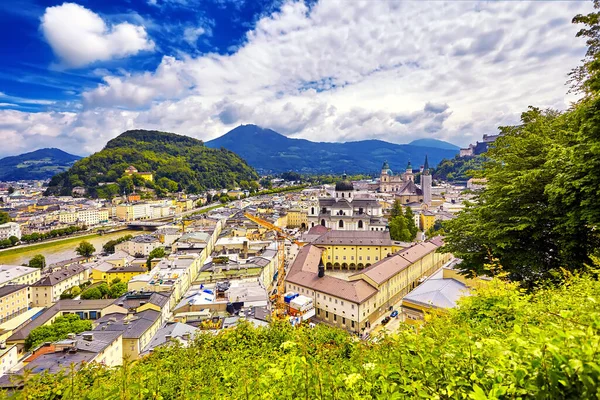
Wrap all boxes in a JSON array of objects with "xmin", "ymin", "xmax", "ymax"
[
  {"xmin": 433, "ymin": 154, "xmax": 486, "ymax": 182},
  {"xmin": 45, "ymin": 130, "xmax": 258, "ymax": 198},
  {"xmin": 8, "ymin": 272, "xmax": 600, "ymax": 399}
]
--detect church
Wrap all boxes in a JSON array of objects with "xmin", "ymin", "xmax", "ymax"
[
  {"xmin": 307, "ymin": 176, "xmax": 387, "ymax": 231},
  {"xmin": 379, "ymin": 156, "xmax": 432, "ymax": 205}
]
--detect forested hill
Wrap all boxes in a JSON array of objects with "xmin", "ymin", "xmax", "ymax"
[{"xmin": 45, "ymin": 130, "xmax": 258, "ymax": 198}]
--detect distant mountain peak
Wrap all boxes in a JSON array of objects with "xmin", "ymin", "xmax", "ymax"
[
  {"xmin": 408, "ymin": 138, "xmax": 460, "ymax": 150},
  {"xmin": 0, "ymin": 148, "xmax": 82, "ymax": 181},
  {"xmin": 207, "ymin": 126, "xmax": 459, "ymax": 174}
]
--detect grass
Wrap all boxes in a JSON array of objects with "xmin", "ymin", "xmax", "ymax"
[{"xmin": 0, "ymin": 232, "xmax": 101, "ymax": 257}]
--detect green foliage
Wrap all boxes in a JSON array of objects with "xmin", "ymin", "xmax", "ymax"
[
  {"xmin": 24, "ymin": 314, "xmax": 92, "ymax": 351},
  {"xmin": 80, "ymin": 279, "xmax": 127, "ymax": 300},
  {"xmin": 75, "ymin": 241, "xmax": 95, "ymax": 257},
  {"xmin": 20, "ymin": 225, "xmax": 84, "ymax": 243},
  {"xmin": 0, "ymin": 211, "xmax": 10, "ymax": 224},
  {"xmin": 45, "ymin": 130, "xmax": 259, "ymax": 198},
  {"xmin": 12, "ymin": 274, "xmax": 600, "ymax": 399},
  {"xmin": 59, "ymin": 285, "xmax": 81, "ymax": 300},
  {"xmin": 28, "ymin": 254, "xmax": 46, "ymax": 269},
  {"xmin": 146, "ymin": 247, "xmax": 165, "ymax": 267},
  {"xmin": 102, "ymin": 234, "xmax": 133, "ymax": 254},
  {"xmin": 8, "ymin": 235, "xmax": 18, "ymax": 245},
  {"xmin": 434, "ymin": 154, "xmax": 486, "ymax": 182},
  {"xmin": 388, "ymin": 200, "xmax": 417, "ymax": 242}
]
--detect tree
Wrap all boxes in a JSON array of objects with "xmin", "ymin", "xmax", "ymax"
[
  {"xmin": 0, "ymin": 211, "xmax": 10, "ymax": 224},
  {"xmin": 388, "ymin": 215, "xmax": 412, "ymax": 242},
  {"xmin": 157, "ymin": 177, "xmax": 179, "ymax": 193},
  {"xmin": 390, "ymin": 199, "xmax": 403, "ymax": 218},
  {"xmin": 24, "ymin": 314, "xmax": 92, "ymax": 351},
  {"xmin": 109, "ymin": 282, "xmax": 127, "ymax": 298},
  {"xmin": 75, "ymin": 241, "xmax": 96, "ymax": 258},
  {"xmin": 147, "ymin": 247, "xmax": 165, "ymax": 267},
  {"xmin": 404, "ymin": 207, "xmax": 418, "ymax": 239},
  {"xmin": 80, "ymin": 287, "xmax": 102, "ymax": 300},
  {"xmin": 28, "ymin": 254, "xmax": 46, "ymax": 269},
  {"xmin": 8, "ymin": 235, "xmax": 18, "ymax": 246}
]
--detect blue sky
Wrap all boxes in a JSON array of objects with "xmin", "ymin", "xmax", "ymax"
[{"xmin": 0, "ymin": 0, "xmax": 594, "ymax": 157}]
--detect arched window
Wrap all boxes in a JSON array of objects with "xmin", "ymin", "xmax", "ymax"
[
  {"xmin": 311, "ymin": 207, "xmax": 315, "ymax": 215},
  {"xmin": 339, "ymin": 220, "xmax": 344, "ymax": 228},
  {"xmin": 321, "ymin": 219, "xmax": 326, "ymax": 226},
  {"xmin": 358, "ymin": 220, "xmax": 363, "ymax": 229},
  {"xmin": 311, "ymin": 222, "xmax": 315, "ymax": 227},
  {"xmin": 341, "ymin": 192, "xmax": 344, "ymax": 198}
]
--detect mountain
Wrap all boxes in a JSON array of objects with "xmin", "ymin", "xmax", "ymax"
[
  {"xmin": 0, "ymin": 148, "xmax": 81, "ymax": 181},
  {"xmin": 408, "ymin": 138, "xmax": 460, "ymax": 150},
  {"xmin": 206, "ymin": 125, "xmax": 459, "ymax": 174},
  {"xmin": 46, "ymin": 130, "xmax": 258, "ymax": 197}
]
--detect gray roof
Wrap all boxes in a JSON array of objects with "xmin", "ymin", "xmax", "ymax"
[
  {"xmin": 141, "ymin": 322, "xmax": 197, "ymax": 354},
  {"xmin": 0, "ymin": 284, "xmax": 28, "ymax": 298},
  {"xmin": 114, "ymin": 291, "xmax": 170, "ymax": 310},
  {"xmin": 94, "ymin": 309, "xmax": 161, "ymax": 339},
  {"xmin": 403, "ymin": 278, "xmax": 470, "ymax": 309}
]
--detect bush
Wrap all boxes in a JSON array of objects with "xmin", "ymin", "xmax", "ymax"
[{"xmin": 12, "ymin": 273, "xmax": 600, "ymax": 399}]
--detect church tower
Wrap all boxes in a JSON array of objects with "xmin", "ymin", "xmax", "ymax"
[
  {"xmin": 421, "ymin": 155, "xmax": 432, "ymax": 205},
  {"xmin": 404, "ymin": 160, "xmax": 414, "ymax": 182}
]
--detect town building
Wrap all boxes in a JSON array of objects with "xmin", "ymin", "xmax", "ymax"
[
  {"xmin": 0, "ymin": 222, "xmax": 21, "ymax": 241},
  {"xmin": 124, "ymin": 166, "xmax": 153, "ymax": 182},
  {"xmin": 115, "ymin": 235, "xmax": 162, "ymax": 257},
  {"xmin": 94, "ymin": 310, "xmax": 162, "ymax": 360},
  {"xmin": 285, "ymin": 237, "xmax": 452, "ymax": 334},
  {"xmin": 379, "ymin": 157, "xmax": 432, "ymax": 205},
  {"xmin": 312, "ymin": 230, "xmax": 405, "ymax": 269},
  {"xmin": 0, "ymin": 265, "xmax": 41, "ymax": 288},
  {"xmin": 31, "ymin": 265, "xmax": 89, "ymax": 307},
  {"xmin": 307, "ymin": 177, "xmax": 387, "ymax": 231},
  {"xmin": 0, "ymin": 285, "xmax": 30, "ymax": 324},
  {"xmin": 0, "ymin": 344, "xmax": 18, "ymax": 377},
  {"xmin": 116, "ymin": 203, "xmax": 152, "ymax": 221}
]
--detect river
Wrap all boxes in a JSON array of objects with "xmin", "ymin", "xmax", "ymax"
[{"xmin": 0, "ymin": 230, "xmax": 142, "ymax": 266}]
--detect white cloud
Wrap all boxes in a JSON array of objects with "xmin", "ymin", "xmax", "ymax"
[
  {"xmin": 40, "ymin": 3, "xmax": 155, "ymax": 68},
  {"xmin": 183, "ymin": 26, "xmax": 206, "ymax": 46},
  {"xmin": 2, "ymin": 0, "xmax": 595, "ymax": 158}
]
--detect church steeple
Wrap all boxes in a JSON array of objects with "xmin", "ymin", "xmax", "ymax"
[
  {"xmin": 423, "ymin": 155, "xmax": 430, "ymax": 175},
  {"xmin": 406, "ymin": 160, "xmax": 412, "ymax": 172}
]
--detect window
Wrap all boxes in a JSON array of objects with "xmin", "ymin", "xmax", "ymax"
[
  {"xmin": 343, "ymin": 256, "xmax": 346, "ymax": 260},
  {"xmin": 339, "ymin": 220, "xmax": 344, "ymax": 228},
  {"xmin": 359, "ymin": 256, "xmax": 362, "ymax": 261},
  {"xmin": 334, "ymin": 314, "xmax": 337, "ymax": 322},
  {"xmin": 326, "ymin": 311, "xmax": 329, "ymax": 318},
  {"xmin": 352, "ymin": 321, "xmax": 355, "ymax": 328},
  {"xmin": 342, "ymin": 317, "xmax": 346, "ymax": 324},
  {"xmin": 351, "ymin": 304, "xmax": 355, "ymax": 309},
  {"xmin": 335, "ymin": 299, "xmax": 338, "ymax": 304},
  {"xmin": 367, "ymin": 256, "xmax": 370, "ymax": 261},
  {"xmin": 358, "ymin": 220, "xmax": 363, "ymax": 229}
]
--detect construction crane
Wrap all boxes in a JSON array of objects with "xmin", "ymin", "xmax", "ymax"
[{"xmin": 243, "ymin": 212, "xmax": 304, "ymax": 319}]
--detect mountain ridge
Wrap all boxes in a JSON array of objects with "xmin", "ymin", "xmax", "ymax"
[
  {"xmin": 206, "ymin": 124, "xmax": 459, "ymax": 173},
  {"xmin": 0, "ymin": 148, "xmax": 82, "ymax": 181}
]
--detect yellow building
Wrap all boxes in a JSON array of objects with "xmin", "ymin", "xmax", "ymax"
[
  {"xmin": 95, "ymin": 310, "xmax": 162, "ymax": 360},
  {"xmin": 286, "ymin": 209, "xmax": 308, "ymax": 229},
  {"xmin": 0, "ymin": 265, "xmax": 41, "ymax": 287},
  {"xmin": 58, "ymin": 211, "xmax": 77, "ymax": 224},
  {"xmin": 176, "ymin": 199, "xmax": 194, "ymax": 213},
  {"xmin": 0, "ymin": 285, "xmax": 30, "ymax": 324},
  {"xmin": 419, "ymin": 210, "xmax": 436, "ymax": 232},
  {"xmin": 105, "ymin": 265, "xmax": 148, "ymax": 284},
  {"xmin": 313, "ymin": 230, "xmax": 405, "ymax": 269},
  {"xmin": 124, "ymin": 166, "xmax": 153, "ymax": 182},
  {"xmin": 285, "ymin": 237, "xmax": 452, "ymax": 333},
  {"xmin": 31, "ymin": 265, "xmax": 89, "ymax": 307}
]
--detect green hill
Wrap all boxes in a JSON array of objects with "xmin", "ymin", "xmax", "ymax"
[
  {"xmin": 45, "ymin": 130, "xmax": 258, "ymax": 197},
  {"xmin": 0, "ymin": 148, "xmax": 81, "ymax": 181},
  {"xmin": 9, "ymin": 273, "xmax": 600, "ymax": 399}
]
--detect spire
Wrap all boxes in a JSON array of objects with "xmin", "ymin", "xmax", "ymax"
[
  {"xmin": 406, "ymin": 160, "xmax": 412, "ymax": 171},
  {"xmin": 382, "ymin": 160, "xmax": 390, "ymax": 170},
  {"xmin": 423, "ymin": 155, "xmax": 430, "ymax": 175}
]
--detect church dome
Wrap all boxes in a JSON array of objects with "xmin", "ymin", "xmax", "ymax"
[{"xmin": 335, "ymin": 175, "xmax": 354, "ymax": 191}]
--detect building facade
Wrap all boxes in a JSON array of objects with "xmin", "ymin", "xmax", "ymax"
[
  {"xmin": 379, "ymin": 157, "xmax": 432, "ymax": 205},
  {"xmin": 0, "ymin": 223, "xmax": 21, "ymax": 241},
  {"xmin": 307, "ymin": 177, "xmax": 387, "ymax": 231}
]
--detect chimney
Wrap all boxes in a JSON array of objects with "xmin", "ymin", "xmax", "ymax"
[
  {"xmin": 67, "ymin": 333, "xmax": 76, "ymax": 340},
  {"xmin": 318, "ymin": 258, "xmax": 325, "ymax": 278},
  {"xmin": 83, "ymin": 333, "xmax": 94, "ymax": 342}
]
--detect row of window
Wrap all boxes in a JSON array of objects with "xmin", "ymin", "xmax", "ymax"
[
  {"xmin": 316, "ymin": 308, "xmax": 355, "ymax": 328},
  {"xmin": 328, "ymin": 255, "xmax": 378, "ymax": 261}
]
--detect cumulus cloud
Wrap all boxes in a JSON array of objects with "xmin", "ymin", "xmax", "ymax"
[
  {"xmin": 41, "ymin": 3, "xmax": 155, "ymax": 68},
  {"xmin": 1, "ymin": 0, "xmax": 595, "ymax": 157}
]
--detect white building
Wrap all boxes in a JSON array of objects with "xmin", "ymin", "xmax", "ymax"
[{"xmin": 0, "ymin": 223, "xmax": 21, "ymax": 241}]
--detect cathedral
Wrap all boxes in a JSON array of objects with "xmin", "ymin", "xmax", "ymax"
[
  {"xmin": 307, "ymin": 176, "xmax": 387, "ymax": 231},
  {"xmin": 379, "ymin": 156, "xmax": 432, "ymax": 205}
]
